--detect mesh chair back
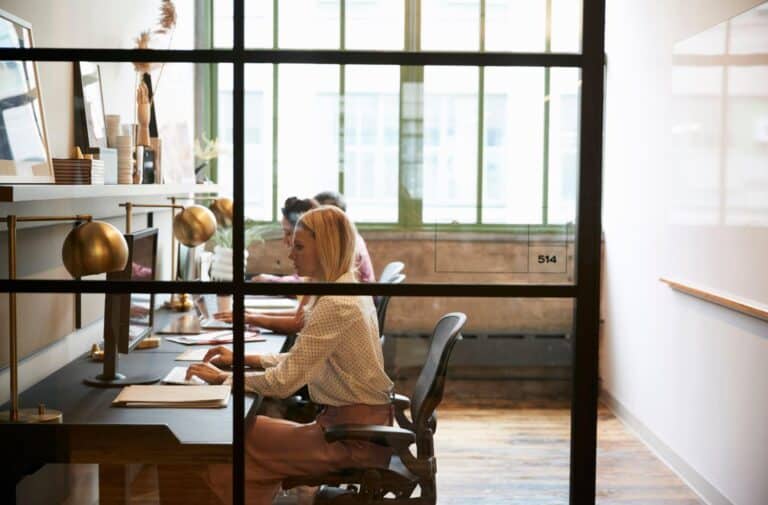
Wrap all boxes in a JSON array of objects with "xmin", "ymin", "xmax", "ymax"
[
  {"xmin": 379, "ymin": 261, "xmax": 405, "ymax": 283},
  {"xmin": 410, "ymin": 312, "xmax": 466, "ymax": 433},
  {"xmin": 377, "ymin": 273, "xmax": 405, "ymax": 336}
]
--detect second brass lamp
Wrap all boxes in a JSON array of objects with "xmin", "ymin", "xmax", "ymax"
[{"xmin": 120, "ymin": 199, "xmax": 218, "ymax": 310}]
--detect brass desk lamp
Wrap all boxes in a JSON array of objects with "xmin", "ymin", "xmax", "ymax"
[
  {"xmin": 170, "ymin": 196, "xmax": 233, "ymax": 228},
  {"xmin": 0, "ymin": 215, "xmax": 128, "ymax": 423},
  {"xmin": 120, "ymin": 199, "xmax": 217, "ymax": 310}
]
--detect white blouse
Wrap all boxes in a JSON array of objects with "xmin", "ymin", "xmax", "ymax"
[{"xmin": 240, "ymin": 272, "xmax": 393, "ymax": 407}]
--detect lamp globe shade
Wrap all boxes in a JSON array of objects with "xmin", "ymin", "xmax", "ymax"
[
  {"xmin": 62, "ymin": 221, "xmax": 129, "ymax": 277},
  {"xmin": 174, "ymin": 204, "xmax": 217, "ymax": 247},
  {"xmin": 209, "ymin": 197, "xmax": 234, "ymax": 227}
]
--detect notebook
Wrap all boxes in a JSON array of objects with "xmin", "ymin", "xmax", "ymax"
[
  {"xmin": 162, "ymin": 366, "xmax": 208, "ymax": 385},
  {"xmin": 112, "ymin": 385, "xmax": 231, "ymax": 408}
]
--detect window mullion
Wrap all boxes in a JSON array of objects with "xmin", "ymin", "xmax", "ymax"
[
  {"xmin": 542, "ymin": 0, "xmax": 553, "ymax": 225},
  {"xmin": 339, "ymin": 0, "xmax": 346, "ymax": 194},
  {"xmin": 271, "ymin": 0, "xmax": 279, "ymax": 221},
  {"xmin": 399, "ymin": 0, "xmax": 423, "ymax": 228},
  {"xmin": 476, "ymin": 0, "xmax": 486, "ymax": 224}
]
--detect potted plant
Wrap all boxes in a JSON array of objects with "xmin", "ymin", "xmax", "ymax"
[{"xmin": 209, "ymin": 221, "xmax": 275, "ymax": 280}]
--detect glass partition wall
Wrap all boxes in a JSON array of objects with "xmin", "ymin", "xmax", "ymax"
[{"xmin": 0, "ymin": 0, "xmax": 604, "ymax": 503}]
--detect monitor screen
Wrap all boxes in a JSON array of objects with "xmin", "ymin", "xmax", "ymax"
[
  {"xmin": 104, "ymin": 227, "xmax": 158, "ymax": 354},
  {"xmin": 128, "ymin": 232, "xmax": 155, "ymax": 337},
  {"xmin": 88, "ymin": 227, "xmax": 160, "ymax": 387}
]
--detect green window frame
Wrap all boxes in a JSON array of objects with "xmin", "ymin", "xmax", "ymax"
[{"xmin": 207, "ymin": 0, "xmax": 576, "ymax": 233}]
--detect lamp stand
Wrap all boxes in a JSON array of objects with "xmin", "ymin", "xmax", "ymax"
[{"xmin": 0, "ymin": 215, "xmax": 63, "ymax": 423}]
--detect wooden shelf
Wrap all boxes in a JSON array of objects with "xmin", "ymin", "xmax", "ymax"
[
  {"xmin": 660, "ymin": 277, "xmax": 768, "ymax": 322},
  {"xmin": 0, "ymin": 183, "xmax": 221, "ymax": 203}
]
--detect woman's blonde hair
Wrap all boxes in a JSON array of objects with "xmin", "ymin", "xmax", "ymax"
[{"xmin": 296, "ymin": 205, "xmax": 357, "ymax": 282}]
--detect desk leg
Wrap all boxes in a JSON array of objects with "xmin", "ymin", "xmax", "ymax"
[{"xmin": 99, "ymin": 464, "xmax": 128, "ymax": 505}]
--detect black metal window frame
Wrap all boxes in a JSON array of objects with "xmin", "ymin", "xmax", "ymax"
[{"xmin": 0, "ymin": 0, "xmax": 604, "ymax": 503}]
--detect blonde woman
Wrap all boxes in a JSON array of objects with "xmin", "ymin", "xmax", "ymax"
[{"xmin": 187, "ymin": 205, "xmax": 394, "ymax": 504}]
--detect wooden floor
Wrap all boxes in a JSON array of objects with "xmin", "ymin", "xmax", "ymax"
[
  {"xmin": 435, "ymin": 403, "xmax": 703, "ymax": 505},
  {"xmin": 24, "ymin": 399, "xmax": 703, "ymax": 504}
]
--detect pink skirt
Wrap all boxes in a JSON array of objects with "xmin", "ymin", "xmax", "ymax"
[{"xmin": 206, "ymin": 403, "xmax": 394, "ymax": 505}]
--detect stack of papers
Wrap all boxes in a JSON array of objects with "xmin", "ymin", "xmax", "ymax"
[{"xmin": 112, "ymin": 385, "xmax": 230, "ymax": 408}]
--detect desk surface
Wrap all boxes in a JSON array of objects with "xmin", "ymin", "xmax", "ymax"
[{"xmin": 0, "ymin": 319, "xmax": 286, "ymax": 466}]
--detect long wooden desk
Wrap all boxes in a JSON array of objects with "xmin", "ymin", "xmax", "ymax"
[{"xmin": 0, "ymin": 325, "xmax": 286, "ymax": 504}]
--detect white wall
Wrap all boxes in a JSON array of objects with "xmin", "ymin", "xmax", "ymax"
[
  {"xmin": 0, "ymin": 1, "xmax": 196, "ymax": 399},
  {"xmin": 602, "ymin": 1, "xmax": 768, "ymax": 504},
  {"xmin": 1, "ymin": 0, "xmax": 196, "ymax": 159}
]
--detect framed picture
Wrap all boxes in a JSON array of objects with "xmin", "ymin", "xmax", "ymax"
[
  {"xmin": 74, "ymin": 61, "xmax": 107, "ymax": 149},
  {"xmin": 0, "ymin": 8, "xmax": 53, "ymax": 183}
]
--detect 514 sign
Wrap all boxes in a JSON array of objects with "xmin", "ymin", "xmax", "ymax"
[{"xmin": 529, "ymin": 246, "xmax": 567, "ymax": 273}]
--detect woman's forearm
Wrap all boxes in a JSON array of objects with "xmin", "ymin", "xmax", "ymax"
[{"xmin": 249, "ymin": 313, "xmax": 302, "ymax": 334}]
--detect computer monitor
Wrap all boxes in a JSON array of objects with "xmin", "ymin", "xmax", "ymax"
[{"xmin": 84, "ymin": 227, "xmax": 162, "ymax": 387}]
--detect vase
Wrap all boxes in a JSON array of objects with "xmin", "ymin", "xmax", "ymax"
[{"xmin": 210, "ymin": 245, "xmax": 249, "ymax": 281}]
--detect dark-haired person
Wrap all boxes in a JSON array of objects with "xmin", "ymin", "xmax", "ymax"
[
  {"xmin": 189, "ymin": 206, "xmax": 393, "ymax": 505},
  {"xmin": 313, "ymin": 190, "xmax": 375, "ymax": 283},
  {"xmin": 218, "ymin": 196, "xmax": 319, "ymax": 335}
]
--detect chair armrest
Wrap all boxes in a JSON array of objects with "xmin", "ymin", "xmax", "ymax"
[
  {"xmin": 324, "ymin": 424, "xmax": 416, "ymax": 452},
  {"xmin": 391, "ymin": 393, "xmax": 414, "ymax": 430},
  {"xmin": 391, "ymin": 393, "xmax": 410, "ymax": 410}
]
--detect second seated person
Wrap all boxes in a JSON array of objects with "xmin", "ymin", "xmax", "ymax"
[
  {"xmin": 187, "ymin": 205, "xmax": 394, "ymax": 505},
  {"xmin": 218, "ymin": 196, "xmax": 319, "ymax": 335},
  {"xmin": 215, "ymin": 194, "xmax": 376, "ymax": 335}
]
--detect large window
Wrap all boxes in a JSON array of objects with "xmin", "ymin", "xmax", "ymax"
[{"xmin": 214, "ymin": 0, "xmax": 580, "ymax": 226}]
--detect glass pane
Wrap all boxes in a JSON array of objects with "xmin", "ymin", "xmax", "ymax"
[
  {"xmin": 550, "ymin": 0, "xmax": 582, "ymax": 53},
  {"xmin": 423, "ymin": 67, "xmax": 479, "ymax": 224},
  {"xmin": 343, "ymin": 66, "xmax": 400, "ymax": 223},
  {"xmin": 277, "ymin": 64, "xmax": 339, "ymax": 210},
  {"xmin": 215, "ymin": 0, "xmax": 274, "ymax": 48},
  {"xmin": 485, "ymin": 0, "xmax": 546, "ymax": 52},
  {"xmin": 346, "ymin": 0, "xmax": 404, "ymax": 50},
  {"xmin": 279, "ymin": 0, "xmax": 340, "ymax": 49},
  {"xmin": 383, "ymin": 296, "xmax": 573, "ymax": 503},
  {"xmin": 422, "ymin": 0, "xmax": 480, "ymax": 51},
  {"xmin": 547, "ymin": 68, "xmax": 581, "ymax": 225},
  {"xmin": 217, "ymin": 64, "xmax": 274, "ymax": 221},
  {"xmin": 482, "ymin": 67, "xmax": 545, "ymax": 224}
]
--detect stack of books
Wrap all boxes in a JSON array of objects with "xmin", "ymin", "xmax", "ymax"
[{"xmin": 52, "ymin": 158, "xmax": 105, "ymax": 184}]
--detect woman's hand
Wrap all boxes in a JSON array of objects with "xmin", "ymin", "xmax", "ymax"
[
  {"xmin": 203, "ymin": 345, "xmax": 233, "ymax": 367},
  {"xmin": 186, "ymin": 362, "xmax": 229, "ymax": 384},
  {"xmin": 214, "ymin": 310, "xmax": 261, "ymax": 326}
]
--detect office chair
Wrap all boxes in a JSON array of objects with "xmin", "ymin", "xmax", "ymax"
[
  {"xmin": 377, "ymin": 273, "xmax": 405, "ymax": 339},
  {"xmin": 379, "ymin": 261, "xmax": 405, "ymax": 284},
  {"xmin": 282, "ymin": 312, "xmax": 467, "ymax": 505}
]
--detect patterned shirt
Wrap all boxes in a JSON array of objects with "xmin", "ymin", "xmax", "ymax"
[{"xmin": 238, "ymin": 272, "xmax": 393, "ymax": 406}]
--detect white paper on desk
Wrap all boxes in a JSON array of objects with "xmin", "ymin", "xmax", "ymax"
[
  {"xmin": 112, "ymin": 385, "xmax": 231, "ymax": 408},
  {"xmin": 245, "ymin": 297, "xmax": 298, "ymax": 310},
  {"xmin": 162, "ymin": 366, "xmax": 207, "ymax": 385},
  {"xmin": 165, "ymin": 331, "xmax": 265, "ymax": 345},
  {"xmin": 175, "ymin": 342, "xmax": 271, "ymax": 361}
]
